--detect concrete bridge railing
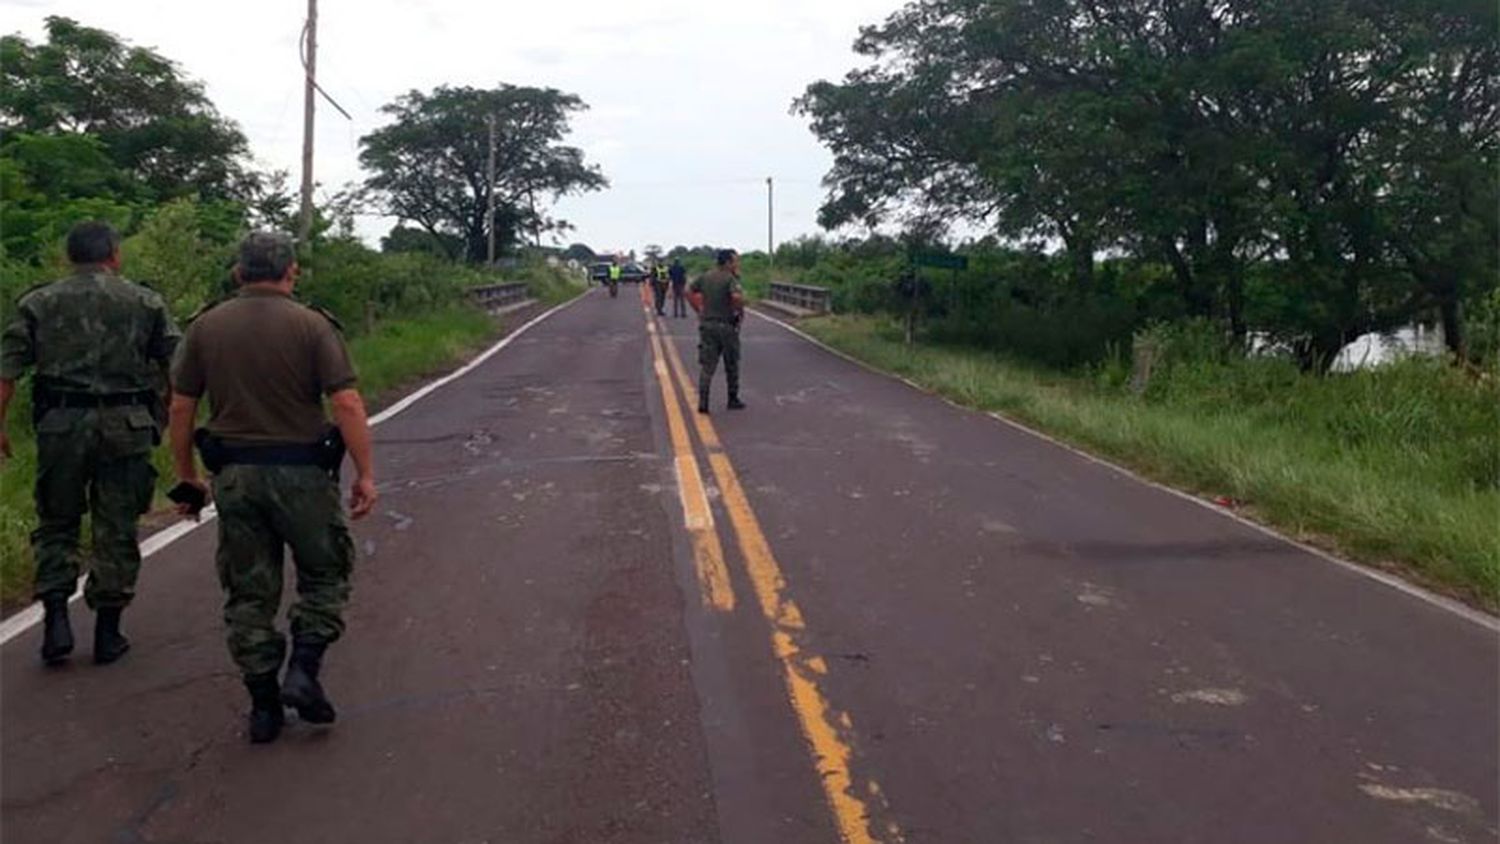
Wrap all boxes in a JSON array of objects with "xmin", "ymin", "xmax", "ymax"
[
  {"xmin": 468, "ymin": 282, "xmax": 531, "ymax": 313},
  {"xmin": 766, "ymin": 281, "xmax": 832, "ymax": 317}
]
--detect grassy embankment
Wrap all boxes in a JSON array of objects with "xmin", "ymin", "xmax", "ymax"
[
  {"xmin": 798, "ymin": 314, "xmax": 1500, "ymax": 611},
  {"xmin": 0, "ymin": 270, "xmax": 583, "ymax": 607}
]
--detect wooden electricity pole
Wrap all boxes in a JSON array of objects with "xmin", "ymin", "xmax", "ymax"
[
  {"xmin": 297, "ymin": 0, "xmax": 318, "ymax": 249},
  {"xmin": 487, "ymin": 114, "xmax": 498, "ymax": 264},
  {"xmin": 766, "ymin": 176, "xmax": 774, "ymax": 265}
]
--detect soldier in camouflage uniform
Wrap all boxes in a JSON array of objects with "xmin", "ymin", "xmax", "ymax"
[
  {"xmin": 0, "ymin": 221, "xmax": 181, "ymax": 666},
  {"xmin": 688, "ymin": 249, "xmax": 747, "ymax": 414},
  {"xmin": 169, "ymin": 232, "xmax": 377, "ymax": 744}
]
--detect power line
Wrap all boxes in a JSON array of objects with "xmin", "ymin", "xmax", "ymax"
[
  {"xmin": 299, "ymin": 18, "xmax": 353, "ymax": 121},
  {"xmin": 297, "ymin": 0, "xmax": 354, "ymax": 252}
]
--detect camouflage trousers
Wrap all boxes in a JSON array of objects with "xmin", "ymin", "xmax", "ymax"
[
  {"xmin": 212, "ymin": 464, "xmax": 354, "ymax": 677},
  {"xmin": 698, "ymin": 320, "xmax": 741, "ymax": 399},
  {"xmin": 32, "ymin": 406, "xmax": 158, "ymax": 607}
]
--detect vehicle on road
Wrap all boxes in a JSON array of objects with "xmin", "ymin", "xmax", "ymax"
[
  {"xmin": 618, "ymin": 262, "xmax": 648, "ymax": 283},
  {"xmin": 588, "ymin": 261, "xmax": 648, "ymax": 285}
]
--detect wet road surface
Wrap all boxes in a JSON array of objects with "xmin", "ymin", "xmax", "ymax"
[{"xmin": 3, "ymin": 288, "xmax": 1496, "ymax": 843}]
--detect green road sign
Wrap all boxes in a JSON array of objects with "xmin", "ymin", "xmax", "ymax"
[{"xmin": 913, "ymin": 251, "xmax": 969, "ymax": 271}]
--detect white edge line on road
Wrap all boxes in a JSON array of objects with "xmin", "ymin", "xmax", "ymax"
[
  {"xmin": 749, "ymin": 308, "xmax": 1500, "ymax": 634},
  {"xmin": 0, "ymin": 291, "xmax": 592, "ymax": 646}
]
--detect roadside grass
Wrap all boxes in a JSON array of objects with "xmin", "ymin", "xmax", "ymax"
[
  {"xmin": 800, "ymin": 314, "xmax": 1500, "ymax": 611},
  {"xmin": 0, "ymin": 304, "xmax": 517, "ymax": 608},
  {"xmin": 514, "ymin": 261, "xmax": 587, "ymax": 307},
  {"xmin": 349, "ymin": 306, "xmax": 498, "ymax": 398}
]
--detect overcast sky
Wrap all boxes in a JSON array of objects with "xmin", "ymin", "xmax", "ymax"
[{"xmin": 4, "ymin": 0, "xmax": 905, "ymax": 255}]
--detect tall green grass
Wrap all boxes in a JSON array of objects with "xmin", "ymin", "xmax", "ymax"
[
  {"xmin": 802, "ymin": 315, "xmax": 1500, "ymax": 609},
  {"xmin": 511, "ymin": 257, "xmax": 587, "ymax": 307},
  {"xmin": 349, "ymin": 307, "xmax": 498, "ymax": 398}
]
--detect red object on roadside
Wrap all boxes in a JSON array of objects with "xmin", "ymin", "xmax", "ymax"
[{"xmin": 1214, "ymin": 496, "xmax": 1237, "ymax": 508}]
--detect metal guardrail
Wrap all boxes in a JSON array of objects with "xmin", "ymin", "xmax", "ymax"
[
  {"xmin": 468, "ymin": 282, "xmax": 530, "ymax": 311},
  {"xmin": 768, "ymin": 281, "xmax": 832, "ymax": 315}
]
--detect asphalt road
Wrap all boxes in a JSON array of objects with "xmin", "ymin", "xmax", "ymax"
[{"xmin": 2, "ymin": 287, "xmax": 1495, "ymax": 844}]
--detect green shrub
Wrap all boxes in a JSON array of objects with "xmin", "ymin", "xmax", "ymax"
[{"xmin": 121, "ymin": 197, "xmax": 235, "ymax": 319}]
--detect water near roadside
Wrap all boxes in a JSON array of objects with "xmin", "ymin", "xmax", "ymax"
[
  {"xmin": 1331, "ymin": 324, "xmax": 1447, "ymax": 372},
  {"xmin": 1250, "ymin": 324, "xmax": 1447, "ymax": 371}
]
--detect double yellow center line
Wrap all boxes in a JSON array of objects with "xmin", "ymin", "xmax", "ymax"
[
  {"xmin": 645, "ymin": 315, "xmax": 736, "ymax": 611},
  {"xmin": 643, "ymin": 307, "xmax": 901, "ymax": 844}
]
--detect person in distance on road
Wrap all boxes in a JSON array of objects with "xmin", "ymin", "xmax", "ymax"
[
  {"xmin": 168, "ymin": 232, "xmax": 377, "ymax": 744},
  {"xmin": 651, "ymin": 262, "xmax": 669, "ymax": 316},
  {"xmin": 669, "ymin": 257, "xmax": 688, "ymax": 318},
  {"xmin": 688, "ymin": 248, "xmax": 746, "ymax": 414},
  {"xmin": 0, "ymin": 221, "xmax": 182, "ymax": 667}
]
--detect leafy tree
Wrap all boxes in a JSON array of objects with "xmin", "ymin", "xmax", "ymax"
[
  {"xmin": 244, "ymin": 170, "xmax": 297, "ymax": 232},
  {"xmin": 359, "ymin": 84, "xmax": 607, "ymax": 263},
  {"xmin": 1373, "ymin": 0, "xmax": 1499, "ymax": 360},
  {"xmin": 796, "ymin": 1, "xmax": 1123, "ymax": 295},
  {"xmin": 382, "ymin": 225, "xmax": 465, "ymax": 257},
  {"xmin": 120, "ymin": 198, "xmax": 236, "ymax": 317},
  {"xmin": 0, "ymin": 133, "xmax": 139, "ymax": 262},
  {"xmin": 668, "ymin": 245, "xmax": 718, "ymax": 260},
  {"xmin": 1, "ymin": 16, "xmax": 253, "ymax": 202},
  {"xmin": 562, "ymin": 242, "xmax": 596, "ymax": 262},
  {"xmin": 800, "ymin": 0, "xmax": 1498, "ymax": 366}
]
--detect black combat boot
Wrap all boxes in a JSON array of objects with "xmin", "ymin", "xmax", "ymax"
[
  {"xmin": 281, "ymin": 639, "xmax": 337, "ymax": 724},
  {"xmin": 697, "ymin": 390, "xmax": 711, "ymax": 415},
  {"xmin": 92, "ymin": 606, "xmax": 131, "ymax": 664},
  {"xmin": 40, "ymin": 595, "xmax": 74, "ymax": 666},
  {"xmin": 245, "ymin": 672, "xmax": 285, "ymax": 744},
  {"xmin": 727, "ymin": 394, "xmax": 747, "ymax": 411}
]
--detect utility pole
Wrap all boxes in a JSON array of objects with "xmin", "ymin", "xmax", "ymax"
[
  {"xmin": 528, "ymin": 189, "xmax": 541, "ymax": 248},
  {"xmin": 486, "ymin": 113, "xmax": 498, "ymax": 264},
  {"xmin": 766, "ymin": 176, "xmax": 774, "ymax": 266},
  {"xmin": 486, "ymin": 113, "xmax": 498, "ymax": 262},
  {"xmin": 297, "ymin": 0, "xmax": 318, "ymax": 249}
]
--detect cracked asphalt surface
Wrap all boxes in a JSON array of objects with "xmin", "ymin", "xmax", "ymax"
[{"xmin": 2, "ymin": 288, "xmax": 1495, "ymax": 843}]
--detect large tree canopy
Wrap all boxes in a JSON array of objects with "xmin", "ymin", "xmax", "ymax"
[
  {"xmin": 360, "ymin": 85, "xmax": 607, "ymax": 263},
  {"xmin": 0, "ymin": 16, "xmax": 252, "ymax": 203},
  {"xmin": 798, "ymin": 0, "xmax": 1498, "ymax": 365}
]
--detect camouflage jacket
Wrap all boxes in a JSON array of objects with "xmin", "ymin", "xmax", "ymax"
[{"xmin": 0, "ymin": 267, "xmax": 182, "ymax": 395}]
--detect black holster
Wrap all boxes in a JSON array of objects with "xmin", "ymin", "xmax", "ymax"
[{"xmin": 193, "ymin": 428, "xmax": 229, "ymax": 474}]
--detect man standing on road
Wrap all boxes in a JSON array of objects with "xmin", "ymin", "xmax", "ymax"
[
  {"xmin": 669, "ymin": 258, "xmax": 688, "ymax": 318},
  {"xmin": 651, "ymin": 263, "xmax": 669, "ymax": 316},
  {"xmin": 0, "ymin": 221, "xmax": 181, "ymax": 667},
  {"xmin": 169, "ymin": 232, "xmax": 377, "ymax": 745},
  {"xmin": 688, "ymin": 249, "xmax": 746, "ymax": 414}
]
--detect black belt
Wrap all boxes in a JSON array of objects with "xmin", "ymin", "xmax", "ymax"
[
  {"xmin": 195, "ymin": 428, "xmax": 345, "ymax": 473},
  {"xmin": 218, "ymin": 442, "xmax": 325, "ymax": 467},
  {"xmin": 43, "ymin": 390, "xmax": 154, "ymax": 409}
]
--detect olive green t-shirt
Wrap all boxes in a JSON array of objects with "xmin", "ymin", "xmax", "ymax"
[
  {"xmin": 689, "ymin": 269, "xmax": 742, "ymax": 322},
  {"xmin": 171, "ymin": 288, "xmax": 356, "ymax": 445}
]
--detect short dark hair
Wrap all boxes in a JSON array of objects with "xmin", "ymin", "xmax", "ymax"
[
  {"xmin": 237, "ymin": 231, "xmax": 297, "ymax": 283},
  {"xmin": 715, "ymin": 248, "xmax": 738, "ymax": 267},
  {"xmin": 66, "ymin": 221, "xmax": 121, "ymax": 264}
]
